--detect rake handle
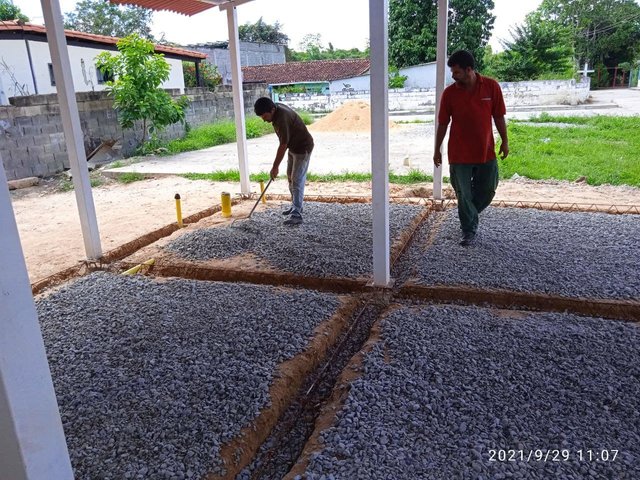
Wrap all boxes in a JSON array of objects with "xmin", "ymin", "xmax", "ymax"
[{"xmin": 247, "ymin": 178, "xmax": 273, "ymax": 218}]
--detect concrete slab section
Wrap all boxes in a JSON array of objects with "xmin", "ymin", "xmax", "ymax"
[
  {"xmin": 293, "ymin": 304, "xmax": 640, "ymax": 479},
  {"xmin": 36, "ymin": 272, "xmax": 354, "ymax": 479},
  {"xmin": 123, "ymin": 201, "xmax": 427, "ymax": 284},
  {"xmin": 406, "ymin": 208, "xmax": 640, "ymax": 300}
]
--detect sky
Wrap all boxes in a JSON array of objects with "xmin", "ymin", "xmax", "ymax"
[{"xmin": 19, "ymin": 0, "xmax": 543, "ymax": 52}]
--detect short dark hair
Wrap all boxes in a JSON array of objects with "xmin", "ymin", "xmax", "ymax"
[
  {"xmin": 254, "ymin": 97, "xmax": 276, "ymax": 115},
  {"xmin": 447, "ymin": 50, "xmax": 475, "ymax": 70}
]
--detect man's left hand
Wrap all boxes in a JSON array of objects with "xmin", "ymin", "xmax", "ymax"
[
  {"xmin": 270, "ymin": 166, "xmax": 279, "ymax": 180},
  {"xmin": 499, "ymin": 142, "xmax": 509, "ymax": 159}
]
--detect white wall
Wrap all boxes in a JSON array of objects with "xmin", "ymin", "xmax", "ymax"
[
  {"xmin": 330, "ymin": 74, "xmax": 370, "ymax": 93},
  {"xmin": 278, "ymin": 78, "xmax": 592, "ymax": 112},
  {"xmin": 0, "ymin": 39, "xmax": 186, "ymax": 104},
  {"xmin": 0, "ymin": 39, "xmax": 34, "ymax": 98},
  {"xmin": 329, "ymin": 63, "xmax": 449, "ymax": 93},
  {"xmin": 401, "ymin": 62, "xmax": 441, "ymax": 89}
]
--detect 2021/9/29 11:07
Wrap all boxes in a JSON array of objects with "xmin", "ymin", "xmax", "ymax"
[{"xmin": 488, "ymin": 449, "xmax": 620, "ymax": 462}]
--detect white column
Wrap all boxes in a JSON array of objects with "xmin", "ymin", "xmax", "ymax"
[
  {"xmin": 0, "ymin": 158, "xmax": 74, "ymax": 480},
  {"xmin": 433, "ymin": 0, "xmax": 449, "ymax": 200},
  {"xmin": 369, "ymin": 0, "xmax": 390, "ymax": 286},
  {"xmin": 226, "ymin": 5, "xmax": 251, "ymax": 195},
  {"xmin": 40, "ymin": 0, "xmax": 102, "ymax": 259}
]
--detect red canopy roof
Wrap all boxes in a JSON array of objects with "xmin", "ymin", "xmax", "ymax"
[{"xmin": 111, "ymin": 0, "xmax": 228, "ymax": 16}]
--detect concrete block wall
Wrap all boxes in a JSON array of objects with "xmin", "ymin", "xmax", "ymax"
[
  {"xmin": 0, "ymin": 84, "xmax": 267, "ymax": 181},
  {"xmin": 277, "ymin": 78, "xmax": 591, "ymax": 113}
]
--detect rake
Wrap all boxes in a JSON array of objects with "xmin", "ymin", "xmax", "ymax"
[{"xmin": 229, "ymin": 178, "xmax": 273, "ymax": 227}]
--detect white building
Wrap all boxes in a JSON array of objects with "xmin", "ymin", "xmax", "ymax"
[
  {"xmin": 0, "ymin": 21, "xmax": 206, "ymax": 104},
  {"xmin": 329, "ymin": 61, "xmax": 453, "ymax": 93}
]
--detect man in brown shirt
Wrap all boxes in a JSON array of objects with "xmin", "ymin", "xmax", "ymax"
[{"xmin": 254, "ymin": 97, "xmax": 314, "ymax": 226}]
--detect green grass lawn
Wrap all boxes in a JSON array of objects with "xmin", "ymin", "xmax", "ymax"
[
  {"xmin": 502, "ymin": 115, "xmax": 640, "ymax": 187},
  {"xmin": 164, "ymin": 111, "xmax": 313, "ymax": 155},
  {"xmin": 183, "ymin": 169, "xmax": 444, "ymax": 185}
]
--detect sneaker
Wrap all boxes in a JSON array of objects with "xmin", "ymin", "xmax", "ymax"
[
  {"xmin": 459, "ymin": 231, "xmax": 476, "ymax": 246},
  {"xmin": 282, "ymin": 207, "xmax": 294, "ymax": 216},
  {"xmin": 284, "ymin": 216, "xmax": 303, "ymax": 226}
]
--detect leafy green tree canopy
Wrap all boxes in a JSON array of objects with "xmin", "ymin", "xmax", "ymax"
[
  {"xmin": 238, "ymin": 17, "xmax": 289, "ymax": 44},
  {"xmin": 389, "ymin": 0, "xmax": 495, "ymax": 69},
  {"xmin": 288, "ymin": 33, "xmax": 369, "ymax": 61},
  {"xmin": 0, "ymin": 0, "xmax": 29, "ymax": 22},
  {"xmin": 183, "ymin": 61, "xmax": 221, "ymax": 89},
  {"xmin": 484, "ymin": 11, "xmax": 575, "ymax": 81},
  {"xmin": 537, "ymin": 0, "xmax": 640, "ymax": 68},
  {"xmin": 64, "ymin": 0, "xmax": 154, "ymax": 39},
  {"xmin": 95, "ymin": 34, "xmax": 188, "ymax": 146}
]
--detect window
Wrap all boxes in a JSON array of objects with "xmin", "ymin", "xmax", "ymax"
[
  {"xmin": 48, "ymin": 63, "xmax": 55, "ymax": 86},
  {"xmin": 96, "ymin": 66, "xmax": 114, "ymax": 84}
]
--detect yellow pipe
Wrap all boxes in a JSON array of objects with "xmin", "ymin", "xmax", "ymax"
[
  {"xmin": 259, "ymin": 180, "xmax": 267, "ymax": 204},
  {"xmin": 175, "ymin": 193, "xmax": 183, "ymax": 228},
  {"xmin": 122, "ymin": 258, "xmax": 155, "ymax": 275},
  {"xmin": 221, "ymin": 191, "xmax": 232, "ymax": 217}
]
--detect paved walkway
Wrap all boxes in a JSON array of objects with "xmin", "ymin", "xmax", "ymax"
[{"xmin": 104, "ymin": 89, "xmax": 639, "ymax": 178}]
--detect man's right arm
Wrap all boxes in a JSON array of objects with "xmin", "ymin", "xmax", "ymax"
[{"xmin": 433, "ymin": 122, "xmax": 449, "ymax": 167}]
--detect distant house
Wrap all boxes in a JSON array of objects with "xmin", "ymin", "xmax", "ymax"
[
  {"xmin": 188, "ymin": 41, "xmax": 286, "ymax": 85},
  {"xmin": 242, "ymin": 58, "xmax": 371, "ymax": 96},
  {"xmin": 0, "ymin": 21, "xmax": 206, "ymax": 105},
  {"xmin": 241, "ymin": 59, "xmax": 451, "ymax": 97}
]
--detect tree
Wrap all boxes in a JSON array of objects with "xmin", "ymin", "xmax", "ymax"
[
  {"xmin": 238, "ymin": 17, "xmax": 289, "ymax": 44},
  {"xmin": 183, "ymin": 62, "xmax": 222, "ymax": 89},
  {"xmin": 0, "ymin": 0, "xmax": 29, "ymax": 22},
  {"xmin": 64, "ymin": 0, "xmax": 154, "ymax": 39},
  {"xmin": 484, "ymin": 12, "xmax": 574, "ymax": 81},
  {"xmin": 389, "ymin": 0, "xmax": 495, "ymax": 69},
  {"xmin": 95, "ymin": 34, "xmax": 189, "ymax": 147},
  {"xmin": 537, "ymin": 0, "xmax": 640, "ymax": 68},
  {"xmin": 288, "ymin": 33, "xmax": 369, "ymax": 61}
]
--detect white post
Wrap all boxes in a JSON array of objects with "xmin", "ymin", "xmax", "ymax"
[
  {"xmin": 369, "ymin": 0, "xmax": 391, "ymax": 287},
  {"xmin": 433, "ymin": 0, "xmax": 449, "ymax": 200},
  {"xmin": 0, "ymin": 158, "xmax": 74, "ymax": 480},
  {"xmin": 226, "ymin": 6, "xmax": 251, "ymax": 195},
  {"xmin": 40, "ymin": 0, "xmax": 102, "ymax": 259}
]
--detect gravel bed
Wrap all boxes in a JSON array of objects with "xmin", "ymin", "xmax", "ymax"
[
  {"xmin": 166, "ymin": 202, "xmax": 424, "ymax": 278},
  {"xmin": 302, "ymin": 304, "xmax": 640, "ymax": 479},
  {"xmin": 410, "ymin": 208, "xmax": 640, "ymax": 299},
  {"xmin": 36, "ymin": 272, "xmax": 341, "ymax": 480}
]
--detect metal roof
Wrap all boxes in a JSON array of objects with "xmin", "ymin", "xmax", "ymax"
[{"xmin": 110, "ymin": 0, "xmax": 254, "ymax": 16}]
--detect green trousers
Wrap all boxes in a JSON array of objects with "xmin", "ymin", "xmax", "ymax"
[{"xmin": 449, "ymin": 159, "xmax": 499, "ymax": 234}]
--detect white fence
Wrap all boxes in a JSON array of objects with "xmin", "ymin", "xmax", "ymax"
[{"xmin": 276, "ymin": 77, "xmax": 591, "ymax": 113}]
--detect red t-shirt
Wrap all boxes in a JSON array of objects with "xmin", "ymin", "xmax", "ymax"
[{"xmin": 438, "ymin": 74, "xmax": 506, "ymax": 164}]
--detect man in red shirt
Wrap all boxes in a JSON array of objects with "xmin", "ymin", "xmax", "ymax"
[{"xmin": 434, "ymin": 50, "xmax": 509, "ymax": 246}]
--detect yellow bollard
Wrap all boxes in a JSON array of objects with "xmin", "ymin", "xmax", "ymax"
[
  {"xmin": 221, "ymin": 192, "xmax": 232, "ymax": 217},
  {"xmin": 259, "ymin": 180, "xmax": 267, "ymax": 204},
  {"xmin": 174, "ymin": 193, "xmax": 183, "ymax": 228}
]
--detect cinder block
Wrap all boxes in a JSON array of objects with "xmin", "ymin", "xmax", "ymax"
[
  {"xmin": 27, "ymin": 145, "xmax": 45, "ymax": 157},
  {"xmin": 15, "ymin": 136, "xmax": 33, "ymax": 148},
  {"xmin": 54, "ymin": 152, "xmax": 70, "ymax": 169}
]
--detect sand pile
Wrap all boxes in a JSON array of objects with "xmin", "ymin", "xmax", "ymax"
[{"xmin": 309, "ymin": 101, "xmax": 397, "ymax": 132}]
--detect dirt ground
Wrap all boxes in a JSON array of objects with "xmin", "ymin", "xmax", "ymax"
[{"xmin": 10, "ymin": 173, "xmax": 640, "ymax": 285}]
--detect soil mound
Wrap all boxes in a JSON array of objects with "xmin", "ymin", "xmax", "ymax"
[{"xmin": 310, "ymin": 101, "xmax": 397, "ymax": 132}]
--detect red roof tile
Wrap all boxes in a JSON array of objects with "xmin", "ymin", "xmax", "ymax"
[
  {"xmin": 0, "ymin": 21, "xmax": 206, "ymax": 59},
  {"xmin": 242, "ymin": 59, "xmax": 371, "ymax": 84}
]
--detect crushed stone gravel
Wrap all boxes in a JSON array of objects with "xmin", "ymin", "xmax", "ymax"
[
  {"xmin": 302, "ymin": 304, "xmax": 640, "ymax": 479},
  {"xmin": 35, "ymin": 272, "xmax": 341, "ymax": 480},
  {"xmin": 166, "ymin": 202, "xmax": 424, "ymax": 278},
  {"xmin": 410, "ymin": 207, "xmax": 640, "ymax": 299}
]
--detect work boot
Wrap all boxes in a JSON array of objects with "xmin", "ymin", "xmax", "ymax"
[
  {"xmin": 459, "ymin": 231, "xmax": 476, "ymax": 246},
  {"xmin": 284, "ymin": 216, "xmax": 303, "ymax": 226},
  {"xmin": 282, "ymin": 207, "xmax": 293, "ymax": 215}
]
